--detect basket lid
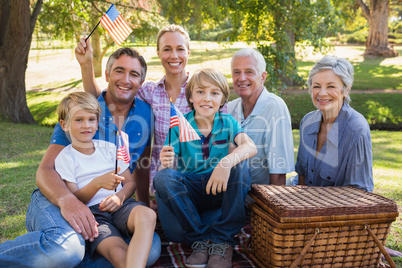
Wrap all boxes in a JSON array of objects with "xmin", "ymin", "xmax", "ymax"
[{"xmin": 250, "ymin": 185, "xmax": 399, "ymax": 223}]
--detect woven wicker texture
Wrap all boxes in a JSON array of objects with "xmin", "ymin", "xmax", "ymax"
[
  {"xmin": 248, "ymin": 185, "xmax": 399, "ymax": 268},
  {"xmin": 251, "ymin": 185, "xmax": 398, "ymax": 223}
]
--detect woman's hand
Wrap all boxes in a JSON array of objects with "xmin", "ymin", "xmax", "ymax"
[{"xmin": 159, "ymin": 146, "xmax": 175, "ymax": 169}]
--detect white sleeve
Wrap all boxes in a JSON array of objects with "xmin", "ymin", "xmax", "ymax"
[{"xmin": 55, "ymin": 149, "xmax": 77, "ymax": 183}]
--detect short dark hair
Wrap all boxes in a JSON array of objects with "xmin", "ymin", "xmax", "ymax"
[{"xmin": 106, "ymin": 47, "xmax": 147, "ymax": 83}]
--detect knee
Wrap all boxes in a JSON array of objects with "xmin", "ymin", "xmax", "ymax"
[
  {"xmin": 153, "ymin": 169, "xmax": 177, "ymax": 192},
  {"xmin": 134, "ymin": 206, "xmax": 157, "ymax": 227},
  {"xmin": 34, "ymin": 231, "xmax": 85, "ymax": 268}
]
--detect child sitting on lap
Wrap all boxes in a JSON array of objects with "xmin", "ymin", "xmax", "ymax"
[
  {"xmin": 55, "ymin": 92, "xmax": 156, "ymax": 268},
  {"xmin": 154, "ymin": 68, "xmax": 257, "ymax": 268}
]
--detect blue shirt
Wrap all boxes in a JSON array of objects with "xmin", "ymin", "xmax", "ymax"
[
  {"xmin": 295, "ymin": 103, "xmax": 373, "ymax": 192},
  {"xmin": 166, "ymin": 111, "xmax": 243, "ymax": 174},
  {"xmin": 51, "ymin": 91, "xmax": 154, "ymax": 173},
  {"xmin": 228, "ymin": 88, "xmax": 295, "ymax": 184}
]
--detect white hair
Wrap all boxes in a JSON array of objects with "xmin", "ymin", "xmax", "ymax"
[
  {"xmin": 231, "ymin": 48, "xmax": 266, "ymax": 75},
  {"xmin": 308, "ymin": 55, "xmax": 354, "ymax": 103}
]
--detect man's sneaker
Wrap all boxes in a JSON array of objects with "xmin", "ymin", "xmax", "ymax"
[
  {"xmin": 207, "ymin": 243, "xmax": 233, "ymax": 268},
  {"xmin": 185, "ymin": 240, "xmax": 211, "ymax": 268}
]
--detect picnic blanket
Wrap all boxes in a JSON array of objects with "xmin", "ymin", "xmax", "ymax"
[{"xmin": 150, "ymin": 224, "xmax": 256, "ymax": 268}]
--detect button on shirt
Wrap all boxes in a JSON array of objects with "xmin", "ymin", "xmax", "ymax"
[
  {"xmin": 295, "ymin": 103, "xmax": 373, "ymax": 192},
  {"xmin": 166, "ymin": 111, "xmax": 243, "ymax": 175},
  {"xmin": 228, "ymin": 88, "xmax": 295, "ymax": 185},
  {"xmin": 51, "ymin": 92, "xmax": 153, "ymax": 173}
]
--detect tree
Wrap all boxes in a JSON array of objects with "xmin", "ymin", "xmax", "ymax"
[
  {"xmin": 356, "ymin": 0, "xmax": 398, "ymax": 57},
  {"xmin": 0, "ymin": 0, "xmax": 43, "ymax": 124},
  {"xmin": 37, "ymin": 0, "xmax": 163, "ymax": 77}
]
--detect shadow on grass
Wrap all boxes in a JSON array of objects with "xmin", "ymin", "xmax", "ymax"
[{"xmin": 30, "ymin": 79, "xmax": 83, "ymax": 92}]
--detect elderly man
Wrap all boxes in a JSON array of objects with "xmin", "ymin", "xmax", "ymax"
[
  {"xmin": 0, "ymin": 46, "xmax": 161, "ymax": 267},
  {"xmin": 228, "ymin": 48, "xmax": 295, "ymax": 190}
]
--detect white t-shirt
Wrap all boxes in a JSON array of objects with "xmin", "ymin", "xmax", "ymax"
[{"xmin": 55, "ymin": 140, "xmax": 129, "ymax": 207}]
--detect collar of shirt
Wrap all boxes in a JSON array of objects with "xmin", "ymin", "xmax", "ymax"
[
  {"xmin": 306, "ymin": 103, "xmax": 352, "ymax": 149},
  {"xmin": 232, "ymin": 87, "xmax": 269, "ymax": 123},
  {"xmin": 186, "ymin": 110, "xmax": 224, "ymax": 136},
  {"xmin": 98, "ymin": 91, "xmax": 136, "ymax": 131}
]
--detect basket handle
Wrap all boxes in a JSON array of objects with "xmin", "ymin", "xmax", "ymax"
[
  {"xmin": 364, "ymin": 224, "xmax": 397, "ymax": 268},
  {"xmin": 289, "ymin": 228, "xmax": 320, "ymax": 268}
]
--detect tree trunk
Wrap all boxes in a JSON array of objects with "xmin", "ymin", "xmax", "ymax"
[
  {"xmin": 357, "ymin": 0, "xmax": 398, "ymax": 58},
  {"xmin": 0, "ymin": 0, "xmax": 42, "ymax": 124},
  {"xmin": 92, "ymin": 28, "xmax": 103, "ymax": 77}
]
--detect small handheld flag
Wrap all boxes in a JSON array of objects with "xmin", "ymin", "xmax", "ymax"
[
  {"xmin": 115, "ymin": 131, "xmax": 130, "ymax": 192},
  {"xmin": 86, "ymin": 4, "xmax": 132, "ymax": 45},
  {"xmin": 169, "ymin": 101, "xmax": 200, "ymax": 143},
  {"xmin": 117, "ymin": 130, "xmax": 131, "ymax": 164}
]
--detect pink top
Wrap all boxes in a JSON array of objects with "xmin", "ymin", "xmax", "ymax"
[{"xmin": 137, "ymin": 76, "xmax": 192, "ymax": 191}]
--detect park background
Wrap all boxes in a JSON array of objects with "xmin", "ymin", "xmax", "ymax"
[{"xmin": 1, "ymin": 0, "xmax": 402, "ymax": 266}]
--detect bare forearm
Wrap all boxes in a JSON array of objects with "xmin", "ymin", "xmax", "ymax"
[
  {"xmin": 269, "ymin": 173, "xmax": 286, "ymax": 185},
  {"xmin": 81, "ymin": 62, "xmax": 102, "ymax": 98}
]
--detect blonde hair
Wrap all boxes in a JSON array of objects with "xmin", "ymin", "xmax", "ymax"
[
  {"xmin": 57, "ymin": 92, "xmax": 102, "ymax": 126},
  {"xmin": 185, "ymin": 68, "xmax": 230, "ymax": 110},
  {"xmin": 156, "ymin": 24, "xmax": 190, "ymax": 52}
]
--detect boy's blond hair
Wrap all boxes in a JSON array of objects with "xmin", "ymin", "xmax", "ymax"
[
  {"xmin": 156, "ymin": 24, "xmax": 190, "ymax": 52},
  {"xmin": 57, "ymin": 92, "xmax": 102, "ymax": 126},
  {"xmin": 185, "ymin": 68, "xmax": 230, "ymax": 110}
]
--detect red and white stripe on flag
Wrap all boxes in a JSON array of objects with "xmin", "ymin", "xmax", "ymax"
[
  {"xmin": 117, "ymin": 131, "xmax": 131, "ymax": 164},
  {"xmin": 178, "ymin": 117, "xmax": 200, "ymax": 143},
  {"xmin": 100, "ymin": 4, "xmax": 132, "ymax": 45}
]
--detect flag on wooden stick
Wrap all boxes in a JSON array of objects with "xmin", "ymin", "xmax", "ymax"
[{"xmin": 100, "ymin": 4, "xmax": 133, "ymax": 45}]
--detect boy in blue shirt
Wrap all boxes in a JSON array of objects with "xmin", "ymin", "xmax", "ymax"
[{"xmin": 154, "ymin": 68, "xmax": 257, "ymax": 268}]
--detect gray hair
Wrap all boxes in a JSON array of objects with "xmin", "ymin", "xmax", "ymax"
[
  {"xmin": 231, "ymin": 48, "xmax": 266, "ymax": 75},
  {"xmin": 308, "ymin": 55, "xmax": 353, "ymax": 103}
]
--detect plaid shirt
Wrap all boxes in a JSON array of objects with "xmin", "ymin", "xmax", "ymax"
[{"xmin": 137, "ymin": 76, "xmax": 192, "ymax": 191}]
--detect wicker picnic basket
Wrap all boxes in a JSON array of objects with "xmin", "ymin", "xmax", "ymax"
[{"xmin": 246, "ymin": 185, "xmax": 399, "ymax": 268}]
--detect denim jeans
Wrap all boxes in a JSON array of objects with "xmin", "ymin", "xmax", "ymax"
[
  {"xmin": 154, "ymin": 163, "xmax": 251, "ymax": 246},
  {"xmin": 0, "ymin": 189, "xmax": 161, "ymax": 268}
]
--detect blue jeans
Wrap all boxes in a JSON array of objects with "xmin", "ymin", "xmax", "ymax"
[
  {"xmin": 0, "ymin": 189, "xmax": 161, "ymax": 268},
  {"xmin": 154, "ymin": 164, "xmax": 251, "ymax": 246}
]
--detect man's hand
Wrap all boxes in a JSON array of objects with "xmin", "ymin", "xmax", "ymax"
[
  {"xmin": 59, "ymin": 195, "xmax": 98, "ymax": 242},
  {"xmin": 206, "ymin": 164, "xmax": 231, "ymax": 195},
  {"xmin": 74, "ymin": 36, "xmax": 93, "ymax": 67}
]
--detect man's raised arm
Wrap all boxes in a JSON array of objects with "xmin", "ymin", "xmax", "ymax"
[{"xmin": 75, "ymin": 37, "xmax": 102, "ymax": 98}]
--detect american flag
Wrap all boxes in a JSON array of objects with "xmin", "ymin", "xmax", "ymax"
[
  {"xmin": 170, "ymin": 102, "xmax": 200, "ymax": 142},
  {"xmin": 117, "ymin": 131, "xmax": 130, "ymax": 164},
  {"xmin": 100, "ymin": 4, "xmax": 133, "ymax": 46}
]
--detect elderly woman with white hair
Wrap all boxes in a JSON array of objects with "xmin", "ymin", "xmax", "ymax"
[{"xmin": 293, "ymin": 55, "xmax": 373, "ymax": 192}]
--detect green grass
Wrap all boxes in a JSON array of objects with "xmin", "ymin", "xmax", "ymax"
[{"xmin": 297, "ymin": 58, "xmax": 402, "ymax": 90}]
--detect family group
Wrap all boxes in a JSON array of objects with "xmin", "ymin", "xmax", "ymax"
[{"xmin": 0, "ymin": 24, "xmax": 373, "ymax": 268}]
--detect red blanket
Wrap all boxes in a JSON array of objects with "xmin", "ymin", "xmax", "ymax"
[{"xmin": 151, "ymin": 224, "xmax": 256, "ymax": 267}]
